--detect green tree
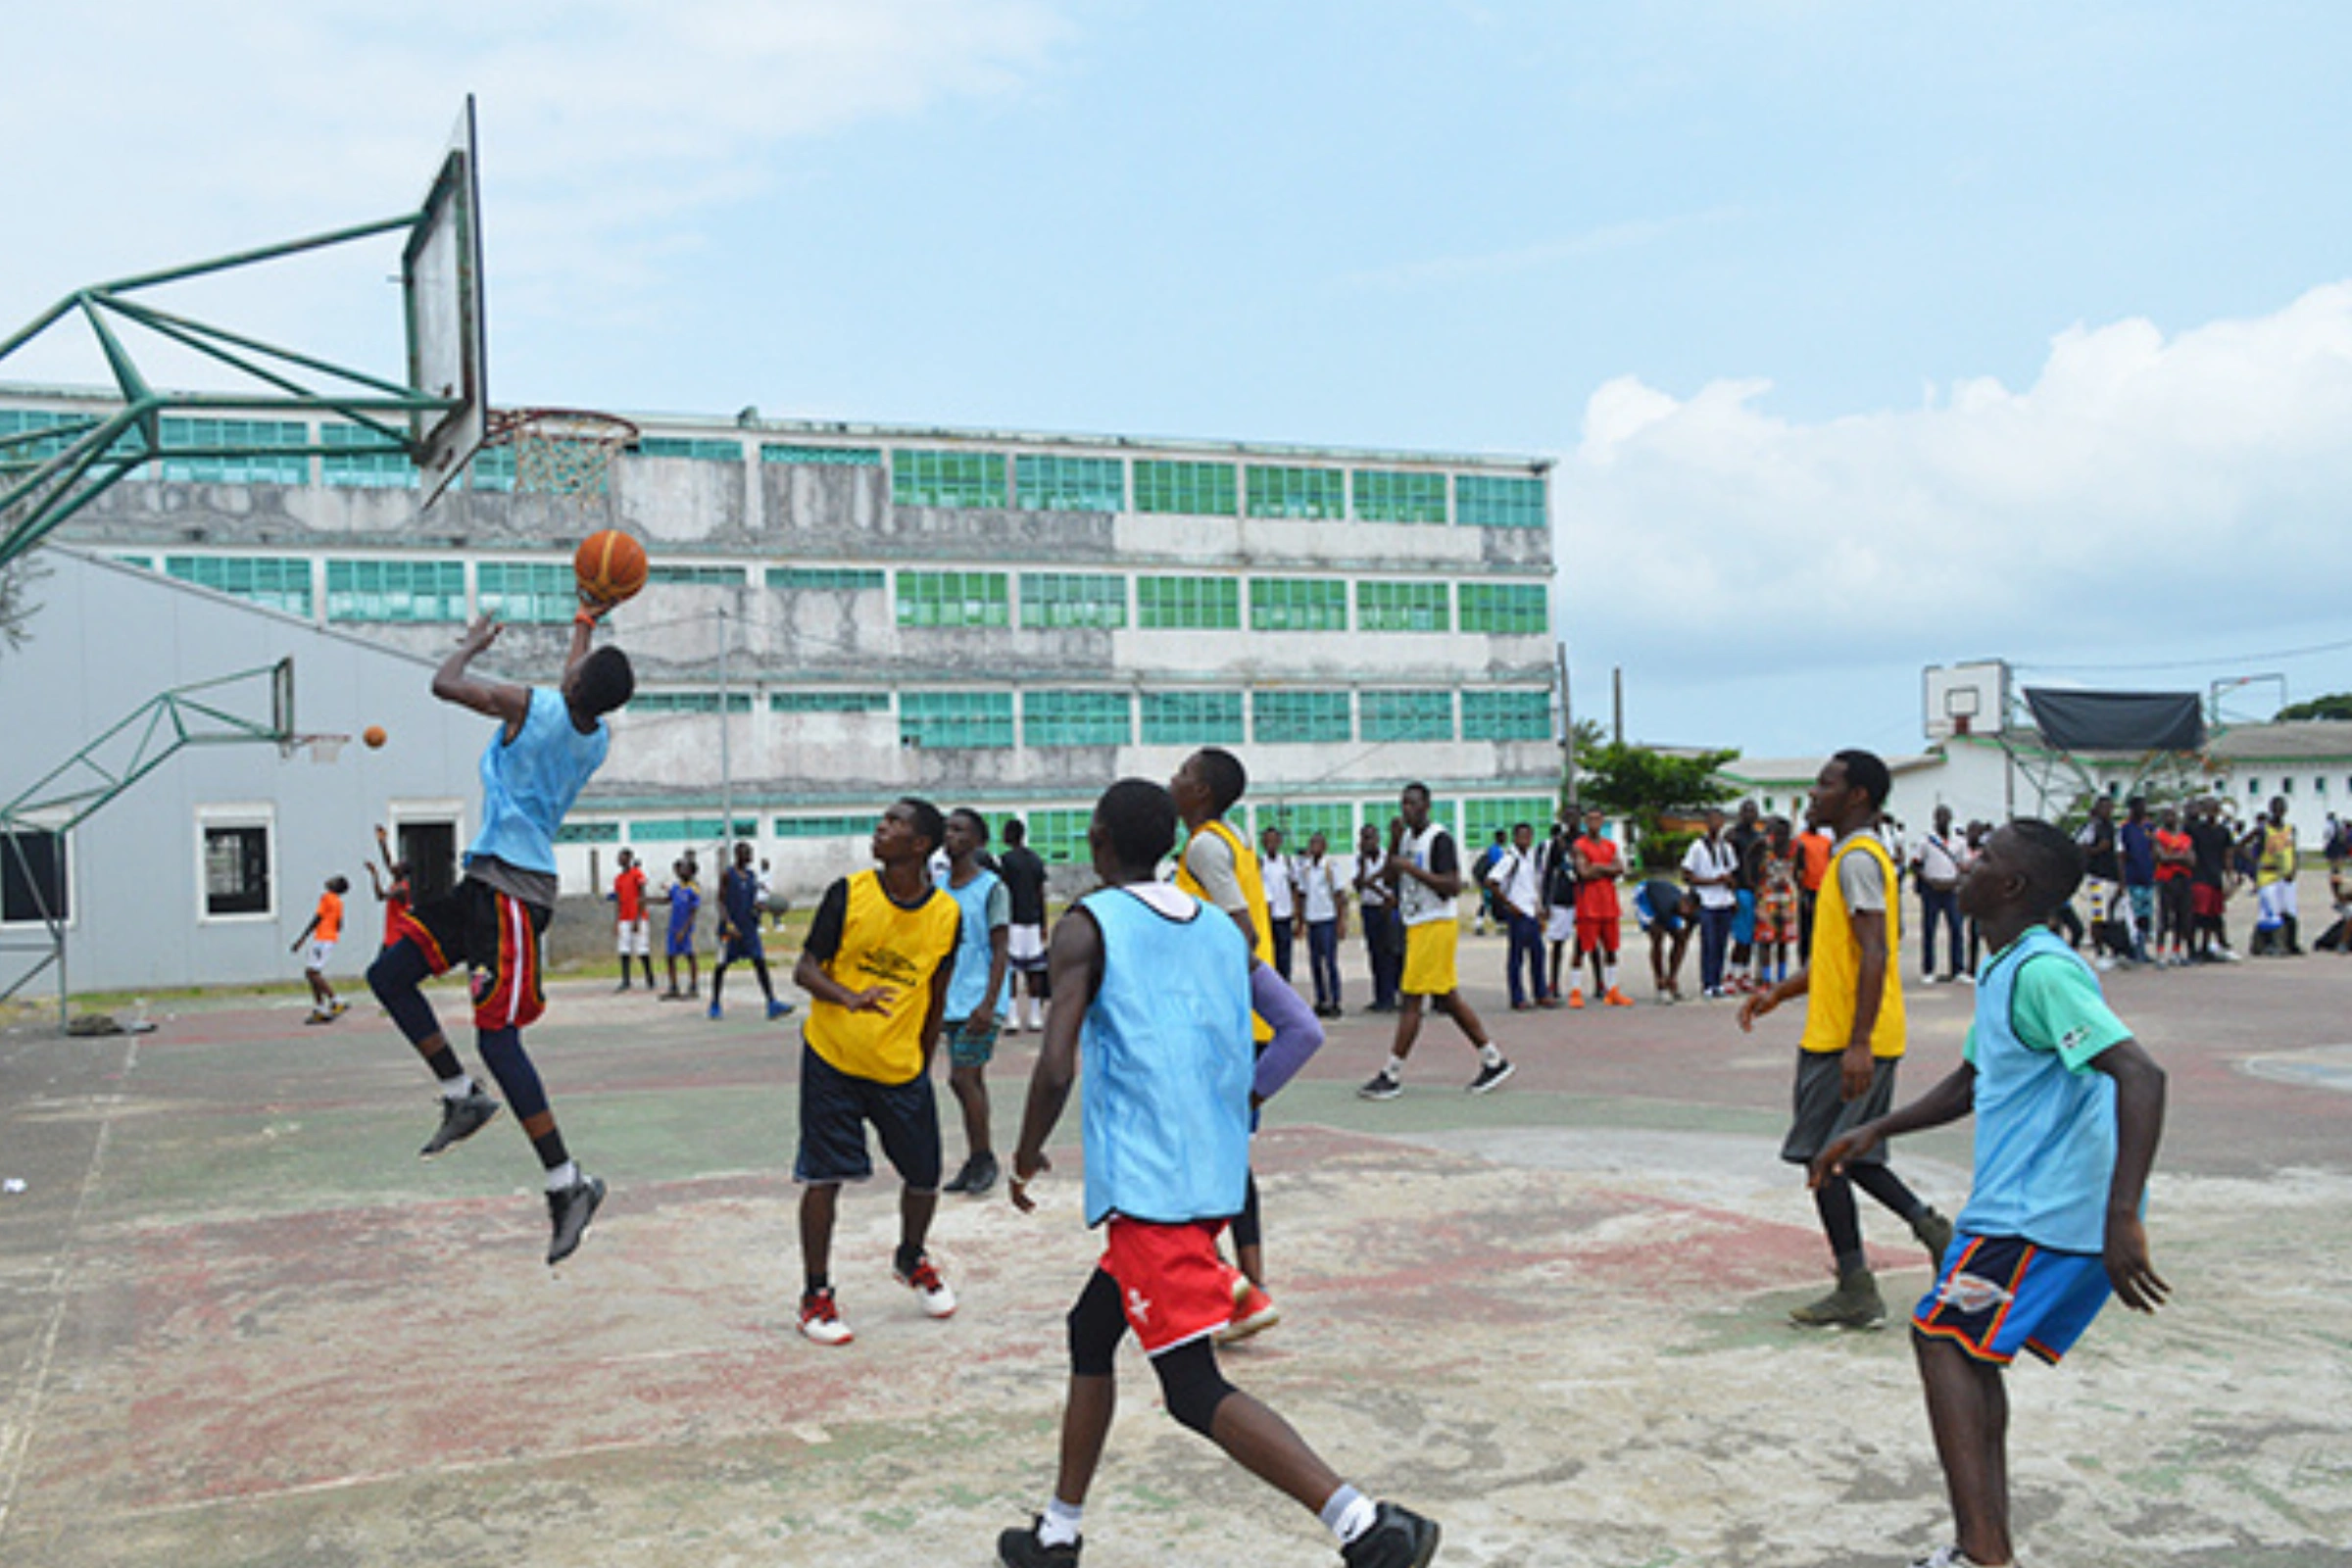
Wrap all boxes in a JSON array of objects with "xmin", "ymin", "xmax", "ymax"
[
  {"xmin": 2276, "ymin": 693, "xmax": 2352, "ymax": 722},
  {"xmin": 1576, "ymin": 741, "xmax": 1741, "ymax": 843}
]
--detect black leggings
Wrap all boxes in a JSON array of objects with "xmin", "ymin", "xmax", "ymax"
[{"xmin": 1066, "ymin": 1267, "xmax": 1234, "ymax": 1437}]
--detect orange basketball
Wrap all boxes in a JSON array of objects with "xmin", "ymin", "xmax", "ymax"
[
  {"xmin": 363, "ymin": 724, "xmax": 388, "ymax": 750},
  {"xmin": 574, "ymin": 530, "xmax": 649, "ymax": 607}
]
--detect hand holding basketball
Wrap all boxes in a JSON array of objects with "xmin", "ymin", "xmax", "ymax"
[{"xmin": 574, "ymin": 530, "xmax": 649, "ymax": 614}]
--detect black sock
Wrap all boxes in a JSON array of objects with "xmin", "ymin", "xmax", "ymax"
[
  {"xmin": 1850, "ymin": 1161, "xmax": 1925, "ymax": 1224},
  {"xmin": 531, "ymin": 1127, "xmax": 570, "ymax": 1174},
  {"xmin": 806, "ymin": 1273, "xmax": 830, "ymax": 1298},
  {"xmin": 1813, "ymin": 1177, "xmax": 1865, "ymax": 1276},
  {"xmin": 422, "ymin": 1043, "xmax": 466, "ymax": 1084},
  {"xmin": 894, "ymin": 1241, "xmax": 925, "ymax": 1276}
]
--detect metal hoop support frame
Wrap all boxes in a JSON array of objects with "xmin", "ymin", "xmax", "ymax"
[{"xmin": 484, "ymin": 407, "xmax": 642, "ymax": 498}]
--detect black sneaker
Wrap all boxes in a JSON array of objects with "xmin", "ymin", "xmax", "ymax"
[
  {"xmin": 419, "ymin": 1087, "xmax": 502, "ymax": 1158},
  {"xmin": 943, "ymin": 1159, "xmax": 975, "ymax": 1195},
  {"xmin": 546, "ymin": 1173, "xmax": 606, "ymax": 1265},
  {"xmin": 1341, "ymin": 1502, "xmax": 1441, "ymax": 1568},
  {"xmin": 1466, "ymin": 1057, "xmax": 1515, "ymax": 1094},
  {"xmin": 1357, "ymin": 1070, "xmax": 1402, "ymax": 1102},
  {"xmin": 960, "ymin": 1152, "xmax": 1001, "ymax": 1197},
  {"xmin": 998, "ymin": 1516, "xmax": 1080, "ymax": 1567}
]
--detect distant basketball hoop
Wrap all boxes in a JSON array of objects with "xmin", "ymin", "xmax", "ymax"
[{"xmin": 486, "ymin": 408, "xmax": 641, "ymax": 498}]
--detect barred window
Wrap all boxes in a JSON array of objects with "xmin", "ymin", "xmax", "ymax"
[
  {"xmin": 635, "ymin": 436, "xmax": 741, "ymax": 462},
  {"xmin": 1461, "ymin": 689, "xmax": 1551, "ymax": 741},
  {"xmin": 1132, "ymin": 459, "xmax": 1238, "ymax": 517},
  {"xmin": 1020, "ymin": 572, "xmax": 1128, "ymax": 629},
  {"xmin": 1250, "ymin": 577, "xmax": 1348, "ymax": 632},
  {"xmin": 1141, "ymin": 691, "xmax": 1245, "ymax": 746},
  {"xmin": 475, "ymin": 562, "xmax": 576, "ymax": 625},
  {"xmin": 165, "ymin": 556, "xmax": 313, "ymax": 616},
  {"xmin": 901, "ymin": 691, "xmax": 1015, "ymax": 749},
  {"xmin": 1457, "ymin": 581, "xmax": 1549, "ymax": 635},
  {"xmin": 325, "ymin": 559, "xmax": 465, "ymax": 622},
  {"xmin": 1455, "ymin": 473, "xmax": 1546, "ymax": 529},
  {"xmin": 762, "ymin": 443, "xmax": 882, "ymax": 466},
  {"xmin": 158, "ymin": 417, "xmax": 310, "ymax": 485},
  {"xmin": 1136, "ymin": 575, "xmax": 1240, "ymax": 630},
  {"xmin": 320, "ymin": 423, "xmax": 417, "ymax": 489},
  {"xmin": 769, "ymin": 566, "xmax": 886, "ymax": 591}
]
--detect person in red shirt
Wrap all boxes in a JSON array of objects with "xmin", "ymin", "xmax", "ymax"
[
  {"xmin": 292, "ymin": 876, "xmax": 351, "ymax": 1024},
  {"xmin": 611, "ymin": 848, "xmax": 655, "ymax": 991},
  {"xmin": 366, "ymin": 824, "xmax": 416, "ymax": 951},
  {"xmin": 2153, "ymin": 808, "xmax": 2195, "ymax": 966},
  {"xmin": 1793, "ymin": 824, "xmax": 1833, "ymax": 963},
  {"xmin": 1571, "ymin": 808, "xmax": 1633, "ymax": 1007}
]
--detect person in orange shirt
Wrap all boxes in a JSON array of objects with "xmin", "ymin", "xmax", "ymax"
[
  {"xmin": 1793, "ymin": 821, "xmax": 1833, "ymax": 963},
  {"xmin": 366, "ymin": 825, "xmax": 416, "ymax": 951},
  {"xmin": 1570, "ymin": 808, "xmax": 1634, "ymax": 1007},
  {"xmin": 292, "ymin": 875, "xmax": 352, "ymax": 1024}
]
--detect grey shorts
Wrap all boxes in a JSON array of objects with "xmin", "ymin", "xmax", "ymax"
[{"xmin": 1779, "ymin": 1050, "xmax": 1901, "ymax": 1166}]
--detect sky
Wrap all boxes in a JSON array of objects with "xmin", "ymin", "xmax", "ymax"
[{"xmin": 4, "ymin": 1, "xmax": 2350, "ymax": 758}]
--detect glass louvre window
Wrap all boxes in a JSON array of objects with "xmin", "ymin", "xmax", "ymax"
[
  {"xmin": 1020, "ymin": 573, "xmax": 1128, "ymax": 629},
  {"xmin": 1026, "ymin": 808, "xmax": 1091, "ymax": 863},
  {"xmin": 164, "ymin": 556, "xmax": 313, "ymax": 616},
  {"xmin": 1245, "ymin": 466, "xmax": 1345, "ymax": 519},
  {"xmin": 475, "ymin": 562, "xmax": 577, "ymax": 625},
  {"xmin": 1457, "ymin": 581, "xmax": 1549, "ymax": 635},
  {"xmin": 762, "ymin": 443, "xmax": 882, "ymax": 466},
  {"xmin": 1356, "ymin": 580, "xmax": 1450, "ymax": 632},
  {"xmin": 901, "ymin": 691, "xmax": 1015, "ymax": 749},
  {"xmin": 1141, "ymin": 691, "xmax": 1245, "ymax": 745},
  {"xmin": 892, "ymin": 449, "xmax": 1007, "ymax": 509},
  {"xmin": 1132, "ymin": 459, "xmax": 1238, "ymax": 517},
  {"xmin": 1252, "ymin": 690, "xmax": 1351, "ymax": 745},
  {"xmin": 158, "ymin": 417, "xmax": 310, "ymax": 484},
  {"xmin": 202, "ymin": 822, "xmax": 272, "ymax": 916},
  {"xmin": 635, "ymin": 436, "xmax": 741, "ymax": 462},
  {"xmin": 0, "ymin": 409, "xmax": 80, "ymax": 467},
  {"xmin": 555, "ymin": 821, "xmax": 621, "ymax": 844},
  {"xmin": 768, "ymin": 566, "xmax": 885, "ymax": 591},
  {"xmin": 1463, "ymin": 798, "xmax": 1555, "ymax": 847},
  {"xmin": 468, "ymin": 444, "xmax": 515, "ymax": 492},
  {"xmin": 643, "ymin": 564, "xmax": 747, "ymax": 587},
  {"xmin": 775, "ymin": 815, "xmax": 868, "ymax": 839},
  {"xmin": 1136, "ymin": 575, "xmax": 1240, "ymax": 630},
  {"xmin": 1023, "ymin": 690, "xmax": 1133, "ymax": 748},
  {"xmin": 1352, "ymin": 468, "xmax": 1447, "ymax": 524},
  {"xmin": 770, "ymin": 692, "xmax": 891, "ymax": 712},
  {"xmin": 320, "ymin": 423, "xmax": 417, "ymax": 489},
  {"xmin": 325, "ymin": 560, "xmax": 466, "ymax": 623},
  {"xmin": 1360, "ymin": 690, "xmax": 1455, "ymax": 743},
  {"xmin": 1257, "ymin": 801, "xmax": 1354, "ymax": 849},
  {"xmin": 898, "ymin": 570, "xmax": 1010, "ymax": 628},
  {"xmin": 1015, "ymin": 455, "xmax": 1125, "ymax": 512},
  {"xmin": 630, "ymin": 817, "xmax": 759, "ymax": 843},
  {"xmin": 1461, "ymin": 689, "xmax": 1552, "ymax": 741},
  {"xmin": 1455, "ymin": 473, "xmax": 1547, "ymax": 529},
  {"xmin": 1250, "ymin": 577, "xmax": 1348, "ymax": 632},
  {"xmin": 626, "ymin": 693, "xmax": 755, "ymax": 713}
]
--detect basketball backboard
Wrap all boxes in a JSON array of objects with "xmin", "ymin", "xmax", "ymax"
[
  {"xmin": 404, "ymin": 96, "xmax": 487, "ymax": 507},
  {"xmin": 1923, "ymin": 660, "xmax": 2009, "ymax": 741}
]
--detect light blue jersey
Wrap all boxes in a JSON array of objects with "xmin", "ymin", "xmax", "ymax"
[
  {"xmin": 1958, "ymin": 925, "xmax": 2135, "ymax": 1253},
  {"xmin": 466, "ymin": 687, "xmax": 609, "ymax": 878},
  {"xmin": 1077, "ymin": 885, "xmax": 1252, "ymax": 1228},
  {"xmin": 937, "ymin": 865, "xmax": 1007, "ymax": 1019}
]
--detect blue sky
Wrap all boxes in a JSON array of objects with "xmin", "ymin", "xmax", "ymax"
[{"xmin": 5, "ymin": 2, "xmax": 2350, "ymax": 758}]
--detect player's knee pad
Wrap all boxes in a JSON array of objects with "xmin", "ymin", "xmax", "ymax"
[
  {"xmin": 367, "ymin": 944, "xmax": 438, "ymax": 1043},
  {"xmin": 1066, "ymin": 1269, "xmax": 1124, "ymax": 1377},
  {"xmin": 1151, "ymin": 1339, "xmax": 1234, "ymax": 1439},
  {"xmin": 474, "ymin": 1027, "xmax": 550, "ymax": 1122}
]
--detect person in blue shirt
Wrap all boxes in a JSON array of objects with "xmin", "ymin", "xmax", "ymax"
[
  {"xmin": 937, "ymin": 808, "xmax": 1011, "ymax": 1197},
  {"xmin": 997, "ymin": 779, "xmax": 1439, "ymax": 1568},
  {"xmin": 709, "ymin": 839, "xmax": 794, "ymax": 1021},
  {"xmin": 662, "ymin": 856, "xmax": 702, "ymax": 1000},
  {"xmin": 366, "ymin": 608, "xmax": 633, "ymax": 1266},
  {"xmin": 1811, "ymin": 818, "xmax": 2169, "ymax": 1568}
]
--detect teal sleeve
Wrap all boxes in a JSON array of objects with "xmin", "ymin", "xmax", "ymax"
[
  {"xmin": 1962, "ymin": 1022, "xmax": 1978, "ymax": 1066},
  {"xmin": 2011, "ymin": 956, "xmax": 2134, "ymax": 1071}
]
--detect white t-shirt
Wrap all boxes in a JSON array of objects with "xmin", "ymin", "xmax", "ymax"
[
  {"xmin": 1355, "ymin": 848, "xmax": 1392, "ymax": 907},
  {"xmin": 1396, "ymin": 825, "xmax": 1459, "ymax": 928},
  {"xmin": 1298, "ymin": 857, "xmax": 1341, "ymax": 923},
  {"xmin": 1682, "ymin": 837, "xmax": 1739, "ymax": 909},
  {"xmin": 1486, "ymin": 846, "xmax": 1541, "ymax": 916},
  {"xmin": 1259, "ymin": 852, "xmax": 1298, "ymax": 919}
]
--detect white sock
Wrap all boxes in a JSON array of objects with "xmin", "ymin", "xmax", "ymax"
[
  {"xmin": 1039, "ymin": 1497, "xmax": 1083, "ymax": 1547},
  {"xmin": 439, "ymin": 1075, "xmax": 474, "ymax": 1101},
  {"xmin": 544, "ymin": 1159, "xmax": 578, "ymax": 1193},
  {"xmin": 1478, "ymin": 1041, "xmax": 1503, "ymax": 1068},
  {"xmin": 1603, "ymin": 961, "xmax": 1619, "ymax": 992},
  {"xmin": 1320, "ymin": 1486, "xmax": 1377, "ymax": 1544},
  {"xmin": 1383, "ymin": 1054, "xmax": 1406, "ymax": 1081}
]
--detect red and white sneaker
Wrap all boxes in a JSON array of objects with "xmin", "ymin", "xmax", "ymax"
[
  {"xmin": 799, "ymin": 1287, "xmax": 854, "ymax": 1347},
  {"xmin": 895, "ymin": 1253, "xmax": 957, "ymax": 1318},
  {"xmin": 1216, "ymin": 1277, "xmax": 1282, "ymax": 1345}
]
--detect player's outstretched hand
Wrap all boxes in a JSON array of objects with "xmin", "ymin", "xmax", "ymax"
[
  {"xmin": 1008, "ymin": 1151, "xmax": 1051, "ymax": 1213},
  {"xmin": 1807, "ymin": 1125, "xmax": 1882, "ymax": 1189},
  {"xmin": 574, "ymin": 587, "xmax": 616, "ymax": 622},
  {"xmin": 2104, "ymin": 1214, "xmax": 2171, "ymax": 1312},
  {"xmin": 1737, "ymin": 989, "xmax": 1778, "ymax": 1032},
  {"xmin": 457, "ymin": 612, "xmax": 503, "ymax": 655}
]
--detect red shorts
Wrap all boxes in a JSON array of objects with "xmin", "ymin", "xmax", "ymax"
[
  {"xmin": 1100, "ymin": 1218, "xmax": 1238, "ymax": 1356},
  {"xmin": 2192, "ymin": 884, "xmax": 2226, "ymax": 919},
  {"xmin": 1576, "ymin": 917, "xmax": 1621, "ymax": 956}
]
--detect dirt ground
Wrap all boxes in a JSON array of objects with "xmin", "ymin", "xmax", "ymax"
[{"xmin": 3, "ymin": 929, "xmax": 2348, "ymax": 1567}]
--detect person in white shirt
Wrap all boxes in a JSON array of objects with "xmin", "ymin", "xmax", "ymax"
[
  {"xmin": 1911, "ymin": 805, "xmax": 1966, "ymax": 983},
  {"xmin": 1683, "ymin": 810, "xmax": 1740, "ymax": 999},
  {"xmin": 1485, "ymin": 821, "xmax": 1545, "ymax": 1010},
  {"xmin": 1353, "ymin": 822, "xmax": 1402, "ymax": 1012},
  {"xmin": 1298, "ymin": 833, "xmax": 1348, "ymax": 1018},
  {"xmin": 1258, "ymin": 825, "xmax": 1299, "ymax": 981},
  {"xmin": 1359, "ymin": 784, "xmax": 1512, "ymax": 1100}
]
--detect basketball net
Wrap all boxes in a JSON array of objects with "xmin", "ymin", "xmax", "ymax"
[{"xmin": 486, "ymin": 409, "xmax": 641, "ymax": 498}]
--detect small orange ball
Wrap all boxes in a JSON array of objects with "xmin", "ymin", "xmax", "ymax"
[
  {"xmin": 574, "ymin": 529, "xmax": 649, "ymax": 607},
  {"xmin": 363, "ymin": 725, "xmax": 387, "ymax": 750}
]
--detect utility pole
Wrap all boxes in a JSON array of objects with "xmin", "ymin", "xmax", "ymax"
[
  {"xmin": 717, "ymin": 605, "xmax": 734, "ymax": 855},
  {"xmin": 1556, "ymin": 643, "xmax": 1577, "ymax": 810},
  {"xmin": 1611, "ymin": 665, "xmax": 1624, "ymax": 745}
]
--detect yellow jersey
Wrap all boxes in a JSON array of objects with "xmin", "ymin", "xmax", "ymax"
[
  {"xmin": 1799, "ymin": 833, "xmax": 1907, "ymax": 1059},
  {"xmin": 1175, "ymin": 817, "xmax": 1274, "ymax": 1045},
  {"xmin": 804, "ymin": 870, "xmax": 961, "ymax": 1086}
]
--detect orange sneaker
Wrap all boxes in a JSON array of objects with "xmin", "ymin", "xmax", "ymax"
[
  {"xmin": 1604, "ymin": 988, "xmax": 1635, "ymax": 1007},
  {"xmin": 1566, "ymin": 988, "xmax": 1587, "ymax": 1009}
]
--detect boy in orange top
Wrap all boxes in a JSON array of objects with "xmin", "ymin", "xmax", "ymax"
[
  {"xmin": 1570, "ymin": 808, "xmax": 1633, "ymax": 1006},
  {"xmin": 293, "ymin": 875, "xmax": 351, "ymax": 1024},
  {"xmin": 1793, "ymin": 823, "xmax": 1833, "ymax": 963}
]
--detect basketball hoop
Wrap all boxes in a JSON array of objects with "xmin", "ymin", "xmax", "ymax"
[
  {"xmin": 278, "ymin": 733, "xmax": 350, "ymax": 763},
  {"xmin": 486, "ymin": 408, "xmax": 641, "ymax": 498}
]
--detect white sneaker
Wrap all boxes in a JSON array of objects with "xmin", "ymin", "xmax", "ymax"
[
  {"xmin": 896, "ymin": 1254, "xmax": 957, "ymax": 1318},
  {"xmin": 1907, "ymin": 1547, "xmax": 1993, "ymax": 1568},
  {"xmin": 799, "ymin": 1289, "xmax": 854, "ymax": 1347}
]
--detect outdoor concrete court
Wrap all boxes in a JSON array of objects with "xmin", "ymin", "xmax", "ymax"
[{"xmin": 2, "ymin": 934, "xmax": 2347, "ymax": 1567}]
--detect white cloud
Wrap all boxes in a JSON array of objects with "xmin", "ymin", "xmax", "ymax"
[{"xmin": 1560, "ymin": 282, "xmax": 2352, "ymax": 697}]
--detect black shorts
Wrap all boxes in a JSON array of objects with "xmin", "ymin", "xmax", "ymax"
[
  {"xmin": 402, "ymin": 877, "xmax": 553, "ymax": 1033},
  {"xmin": 1779, "ymin": 1049, "xmax": 1901, "ymax": 1166},
  {"xmin": 793, "ymin": 1042, "xmax": 943, "ymax": 1191}
]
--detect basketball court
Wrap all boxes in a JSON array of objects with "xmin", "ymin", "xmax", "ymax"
[{"xmin": 2, "ymin": 933, "xmax": 2346, "ymax": 1567}]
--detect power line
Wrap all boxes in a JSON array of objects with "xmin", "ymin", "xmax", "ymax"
[{"xmin": 2016, "ymin": 635, "xmax": 2352, "ymax": 675}]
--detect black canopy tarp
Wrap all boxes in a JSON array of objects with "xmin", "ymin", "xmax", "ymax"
[{"xmin": 2023, "ymin": 689, "xmax": 2205, "ymax": 753}]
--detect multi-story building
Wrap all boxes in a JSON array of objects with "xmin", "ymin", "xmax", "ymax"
[{"xmin": 8, "ymin": 386, "xmax": 1564, "ymax": 896}]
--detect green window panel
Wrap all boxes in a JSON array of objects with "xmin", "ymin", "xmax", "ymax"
[
  {"xmin": 1246, "ymin": 465, "xmax": 1345, "ymax": 519},
  {"xmin": 893, "ymin": 448, "xmax": 1007, "ymax": 510},
  {"xmin": 901, "ymin": 691, "xmax": 1015, "ymax": 750},
  {"xmin": 770, "ymin": 691, "xmax": 892, "ymax": 712},
  {"xmin": 475, "ymin": 562, "xmax": 576, "ymax": 625},
  {"xmin": 325, "ymin": 559, "xmax": 466, "ymax": 623},
  {"xmin": 555, "ymin": 821, "xmax": 622, "ymax": 844},
  {"xmin": 636, "ymin": 436, "xmax": 742, "ymax": 463},
  {"xmin": 644, "ymin": 564, "xmax": 747, "ymax": 587},
  {"xmin": 1025, "ymin": 808, "xmax": 1092, "ymax": 864},
  {"xmin": 626, "ymin": 692, "xmax": 755, "ymax": 713},
  {"xmin": 0, "ymin": 409, "xmax": 80, "ymax": 467},
  {"xmin": 1136, "ymin": 575, "xmax": 1241, "ymax": 630},
  {"xmin": 1256, "ymin": 800, "xmax": 1354, "ymax": 850},
  {"xmin": 1462, "ymin": 797, "xmax": 1555, "ymax": 848},
  {"xmin": 1356, "ymin": 580, "xmax": 1451, "ymax": 632},
  {"xmin": 768, "ymin": 565, "xmax": 886, "ymax": 591},
  {"xmin": 1352, "ymin": 468, "xmax": 1447, "ymax": 524},
  {"xmin": 1024, "ymin": 690, "xmax": 1133, "ymax": 749},
  {"xmin": 1458, "ymin": 581, "xmax": 1549, "ymax": 635},
  {"xmin": 114, "ymin": 554, "xmax": 154, "ymax": 569},
  {"xmin": 1455, "ymin": 473, "xmax": 1547, "ymax": 529},
  {"xmin": 1461, "ymin": 689, "xmax": 1552, "ymax": 742},
  {"xmin": 318, "ymin": 423, "xmax": 418, "ymax": 489},
  {"xmin": 762, "ymin": 443, "xmax": 883, "ymax": 466},
  {"xmin": 898, "ymin": 570, "xmax": 1010, "ymax": 628},
  {"xmin": 629, "ymin": 816, "xmax": 760, "ymax": 843},
  {"xmin": 1132, "ymin": 459, "xmax": 1238, "ymax": 517},
  {"xmin": 1360, "ymin": 689, "xmax": 1456, "ymax": 743},
  {"xmin": 1249, "ymin": 576, "xmax": 1348, "ymax": 632},
  {"xmin": 1141, "ymin": 690, "xmax": 1245, "ymax": 746},
  {"xmin": 157, "ymin": 416, "xmax": 310, "ymax": 485},
  {"xmin": 1252, "ymin": 690, "xmax": 1352, "ymax": 745},
  {"xmin": 1019, "ymin": 572, "xmax": 1128, "ymax": 629},
  {"xmin": 1015, "ymin": 454, "xmax": 1125, "ymax": 513},
  {"xmin": 775, "ymin": 815, "xmax": 868, "ymax": 839},
  {"xmin": 468, "ymin": 444, "xmax": 515, "ymax": 492},
  {"xmin": 164, "ymin": 555, "xmax": 313, "ymax": 616}
]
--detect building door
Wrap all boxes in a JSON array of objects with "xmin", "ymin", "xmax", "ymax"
[{"xmin": 399, "ymin": 821, "xmax": 460, "ymax": 905}]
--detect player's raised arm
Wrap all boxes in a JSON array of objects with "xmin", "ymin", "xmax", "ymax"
[{"xmin": 431, "ymin": 614, "xmax": 531, "ymax": 735}]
